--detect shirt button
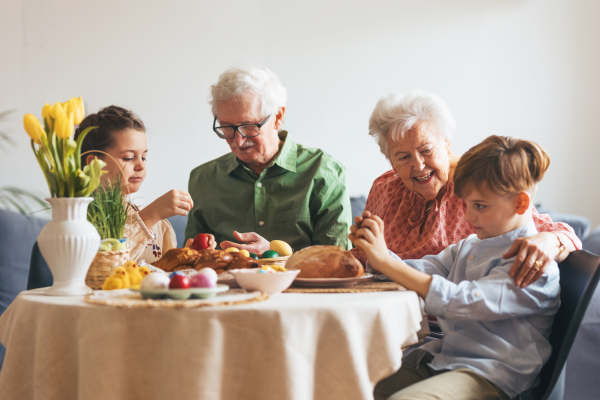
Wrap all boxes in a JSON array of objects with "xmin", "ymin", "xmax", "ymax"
[
  {"xmin": 257, "ymin": 183, "xmax": 263, "ymax": 187},
  {"xmin": 475, "ymin": 292, "xmax": 481, "ymax": 297},
  {"xmin": 259, "ymin": 221, "xmax": 265, "ymax": 226},
  {"xmin": 469, "ymin": 255, "xmax": 474, "ymax": 260}
]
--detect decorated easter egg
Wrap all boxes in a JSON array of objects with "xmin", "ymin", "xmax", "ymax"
[
  {"xmin": 190, "ymin": 273, "xmax": 216, "ymax": 289},
  {"xmin": 261, "ymin": 250, "xmax": 279, "ymax": 259},
  {"xmin": 191, "ymin": 233, "xmax": 210, "ymax": 251},
  {"xmin": 198, "ymin": 267, "xmax": 218, "ymax": 281},
  {"xmin": 239, "ymin": 249, "xmax": 250, "ymax": 257},
  {"xmin": 169, "ymin": 274, "xmax": 190, "ymax": 289},
  {"xmin": 141, "ymin": 273, "xmax": 170, "ymax": 290},
  {"xmin": 169, "ymin": 271, "xmax": 185, "ymax": 279},
  {"xmin": 248, "ymin": 253, "xmax": 259, "ymax": 259},
  {"xmin": 225, "ymin": 247, "xmax": 239, "ymax": 253},
  {"xmin": 270, "ymin": 240, "xmax": 293, "ymax": 256}
]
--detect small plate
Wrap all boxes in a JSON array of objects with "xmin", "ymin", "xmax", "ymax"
[
  {"xmin": 130, "ymin": 284, "xmax": 229, "ymax": 300},
  {"xmin": 292, "ymin": 274, "xmax": 373, "ymax": 288},
  {"xmin": 217, "ymin": 278, "xmax": 240, "ymax": 288}
]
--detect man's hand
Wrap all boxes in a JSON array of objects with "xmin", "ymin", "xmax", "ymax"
[
  {"xmin": 220, "ymin": 231, "xmax": 270, "ymax": 255},
  {"xmin": 184, "ymin": 234, "xmax": 217, "ymax": 250},
  {"xmin": 139, "ymin": 190, "xmax": 193, "ymax": 230}
]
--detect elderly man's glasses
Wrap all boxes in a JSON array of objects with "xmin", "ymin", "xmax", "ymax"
[{"xmin": 213, "ymin": 114, "xmax": 272, "ymax": 139}]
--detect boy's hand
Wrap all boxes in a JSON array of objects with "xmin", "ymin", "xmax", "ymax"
[
  {"xmin": 139, "ymin": 190, "xmax": 194, "ymax": 230},
  {"xmin": 349, "ymin": 211, "xmax": 389, "ymax": 264}
]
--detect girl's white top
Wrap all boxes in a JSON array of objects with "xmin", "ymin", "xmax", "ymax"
[{"xmin": 124, "ymin": 204, "xmax": 177, "ymax": 264}]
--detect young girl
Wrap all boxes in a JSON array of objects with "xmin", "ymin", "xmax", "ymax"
[{"xmin": 75, "ymin": 105, "xmax": 209, "ymax": 263}]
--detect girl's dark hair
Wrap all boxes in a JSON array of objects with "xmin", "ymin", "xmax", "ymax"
[{"xmin": 74, "ymin": 105, "xmax": 145, "ymax": 166}]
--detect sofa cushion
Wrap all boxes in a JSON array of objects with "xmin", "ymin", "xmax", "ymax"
[
  {"xmin": 0, "ymin": 208, "xmax": 49, "ymax": 369},
  {"xmin": 167, "ymin": 215, "xmax": 188, "ymax": 248},
  {"xmin": 583, "ymin": 226, "xmax": 600, "ymax": 256},
  {"xmin": 350, "ymin": 196, "xmax": 367, "ymax": 222}
]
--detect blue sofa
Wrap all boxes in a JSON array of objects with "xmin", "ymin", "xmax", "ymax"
[{"xmin": 0, "ymin": 208, "xmax": 49, "ymax": 370}]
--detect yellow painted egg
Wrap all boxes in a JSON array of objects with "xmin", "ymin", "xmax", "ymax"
[
  {"xmin": 239, "ymin": 249, "xmax": 250, "ymax": 257},
  {"xmin": 270, "ymin": 240, "xmax": 293, "ymax": 256},
  {"xmin": 225, "ymin": 247, "xmax": 239, "ymax": 253}
]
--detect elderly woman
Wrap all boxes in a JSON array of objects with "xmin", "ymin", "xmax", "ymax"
[{"xmin": 351, "ymin": 90, "xmax": 580, "ymax": 287}]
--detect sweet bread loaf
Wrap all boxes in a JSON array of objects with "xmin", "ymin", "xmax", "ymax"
[
  {"xmin": 227, "ymin": 252, "xmax": 259, "ymax": 270},
  {"xmin": 153, "ymin": 248, "xmax": 201, "ymax": 272},
  {"xmin": 285, "ymin": 246, "xmax": 363, "ymax": 278},
  {"xmin": 193, "ymin": 250, "xmax": 233, "ymax": 270},
  {"xmin": 154, "ymin": 248, "xmax": 257, "ymax": 273}
]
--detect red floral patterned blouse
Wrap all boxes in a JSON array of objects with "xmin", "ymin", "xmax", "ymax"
[{"xmin": 351, "ymin": 170, "xmax": 582, "ymax": 265}]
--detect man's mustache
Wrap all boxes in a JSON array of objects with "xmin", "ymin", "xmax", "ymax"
[{"xmin": 230, "ymin": 140, "xmax": 256, "ymax": 149}]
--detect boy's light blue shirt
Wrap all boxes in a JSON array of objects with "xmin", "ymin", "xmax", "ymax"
[{"xmin": 398, "ymin": 222, "xmax": 560, "ymax": 399}]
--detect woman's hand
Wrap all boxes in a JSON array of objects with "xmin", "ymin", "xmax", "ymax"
[
  {"xmin": 184, "ymin": 234, "xmax": 217, "ymax": 250},
  {"xmin": 220, "ymin": 231, "xmax": 270, "ymax": 255},
  {"xmin": 504, "ymin": 232, "xmax": 559, "ymax": 288},
  {"xmin": 349, "ymin": 211, "xmax": 389, "ymax": 265},
  {"xmin": 138, "ymin": 190, "xmax": 193, "ymax": 231}
]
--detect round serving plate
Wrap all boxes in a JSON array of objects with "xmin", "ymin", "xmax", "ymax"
[
  {"xmin": 291, "ymin": 274, "xmax": 373, "ymax": 288},
  {"xmin": 130, "ymin": 284, "xmax": 229, "ymax": 300},
  {"xmin": 217, "ymin": 272, "xmax": 239, "ymax": 288}
]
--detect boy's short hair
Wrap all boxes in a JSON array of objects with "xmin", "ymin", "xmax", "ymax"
[
  {"xmin": 454, "ymin": 135, "xmax": 550, "ymax": 198},
  {"xmin": 74, "ymin": 105, "xmax": 145, "ymax": 166}
]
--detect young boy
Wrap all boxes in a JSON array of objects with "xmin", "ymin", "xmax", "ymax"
[{"xmin": 349, "ymin": 136, "xmax": 561, "ymax": 400}]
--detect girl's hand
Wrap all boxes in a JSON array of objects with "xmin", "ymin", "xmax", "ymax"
[
  {"xmin": 185, "ymin": 234, "xmax": 217, "ymax": 250},
  {"xmin": 504, "ymin": 232, "xmax": 557, "ymax": 288},
  {"xmin": 348, "ymin": 211, "xmax": 388, "ymax": 264},
  {"xmin": 139, "ymin": 190, "xmax": 193, "ymax": 230},
  {"xmin": 220, "ymin": 231, "xmax": 270, "ymax": 255}
]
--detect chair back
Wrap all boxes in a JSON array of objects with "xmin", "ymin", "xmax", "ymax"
[{"xmin": 535, "ymin": 250, "xmax": 600, "ymax": 400}]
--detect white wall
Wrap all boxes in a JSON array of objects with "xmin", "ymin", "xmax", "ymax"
[{"xmin": 1, "ymin": 0, "xmax": 599, "ymax": 227}]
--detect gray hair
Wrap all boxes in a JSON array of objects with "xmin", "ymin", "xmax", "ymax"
[
  {"xmin": 368, "ymin": 90, "xmax": 456, "ymax": 160},
  {"xmin": 209, "ymin": 66, "xmax": 287, "ymax": 118}
]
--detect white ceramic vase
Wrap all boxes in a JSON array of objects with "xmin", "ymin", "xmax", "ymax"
[{"xmin": 38, "ymin": 197, "xmax": 100, "ymax": 296}]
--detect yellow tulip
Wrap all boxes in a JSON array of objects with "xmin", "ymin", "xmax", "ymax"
[
  {"xmin": 23, "ymin": 114, "xmax": 46, "ymax": 144},
  {"xmin": 54, "ymin": 103, "xmax": 74, "ymax": 139},
  {"xmin": 41, "ymin": 103, "xmax": 54, "ymax": 130},
  {"xmin": 63, "ymin": 97, "xmax": 85, "ymax": 125},
  {"xmin": 50, "ymin": 102, "xmax": 62, "ymax": 118}
]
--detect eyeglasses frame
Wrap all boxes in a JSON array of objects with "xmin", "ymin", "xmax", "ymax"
[{"xmin": 212, "ymin": 114, "xmax": 272, "ymax": 139}]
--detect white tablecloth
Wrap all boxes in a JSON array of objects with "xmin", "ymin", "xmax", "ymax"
[{"xmin": 0, "ymin": 289, "xmax": 425, "ymax": 400}]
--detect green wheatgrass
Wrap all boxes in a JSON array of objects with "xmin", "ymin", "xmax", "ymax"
[{"xmin": 87, "ymin": 175, "xmax": 129, "ymax": 240}]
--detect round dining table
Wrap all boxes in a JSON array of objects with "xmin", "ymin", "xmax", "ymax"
[{"xmin": 0, "ymin": 287, "xmax": 426, "ymax": 400}]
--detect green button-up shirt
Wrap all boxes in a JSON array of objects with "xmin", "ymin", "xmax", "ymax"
[{"xmin": 185, "ymin": 131, "xmax": 351, "ymax": 251}]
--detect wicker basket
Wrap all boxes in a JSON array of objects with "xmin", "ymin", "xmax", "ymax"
[
  {"xmin": 86, "ymin": 248, "xmax": 132, "ymax": 290},
  {"xmin": 255, "ymin": 256, "xmax": 290, "ymax": 267}
]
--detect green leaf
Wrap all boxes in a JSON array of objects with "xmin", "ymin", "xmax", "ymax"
[
  {"xmin": 0, "ymin": 186, "xmax": 49, "ymax": 215},
  {"xmin": 80, "ymin": 157, "xmax": 107, "ymax": 197},
  {"xmin": 75, "ymin": 126, "xmax": 97, "ymax": 171}
]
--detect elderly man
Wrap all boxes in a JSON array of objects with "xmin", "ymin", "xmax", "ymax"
[{"xmin": 184, "ymin": 66, "xmax": 351, "ymax": 254}]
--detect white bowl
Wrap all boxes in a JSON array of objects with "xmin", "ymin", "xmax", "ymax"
[{"xmin": 229, "ymin": 269, "xmax": 300, "ymax": 295}]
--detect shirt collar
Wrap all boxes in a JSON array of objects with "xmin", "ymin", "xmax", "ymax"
[
  {"xmin": 272, "ymin": 131, "xmax": 297, "ymax": 173},
  {"xmin": 474, "ymin": 220, "xmax": 538, "ymax": 246},
  {"xmin": 223, "ymin": 130, "xmax": 297, "ymax": 176},
  {"xmin": 224, "ymin": 153, "xmax": 243, "ymax": 175}
]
